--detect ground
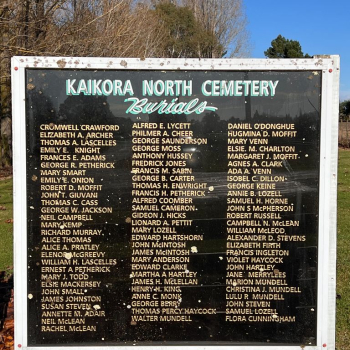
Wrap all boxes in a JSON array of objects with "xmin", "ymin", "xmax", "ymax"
[
  {"xmin": 0, "ymin": 168, "xmax": 12, "ymax": 180},
  {"xmin": 0, "ymin": 167, "xmax": 13, "ymax": 350}
]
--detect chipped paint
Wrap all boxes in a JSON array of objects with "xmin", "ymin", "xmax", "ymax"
[
  {"xmin": 12, "ymin": 56, "xmax": 337, "ymax": 72},
  {"xmin": 11, "ymin": 54, "xmax": 339, "ymax": 350},
  {"xmin": 56, "ymin": 59, "xmax": 67, "ymax": 68},
  {"xmin": 190, "ymin": 246, "xmax": 198, "ymax": 253},
  {"xmin": 64, "ymin": 252, "xmax": 72, "ymax": 259}
]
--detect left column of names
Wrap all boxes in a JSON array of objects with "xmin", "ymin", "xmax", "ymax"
[{"xmin": 37, "ymin": 124, "xmax": 119, "ymax": 333}]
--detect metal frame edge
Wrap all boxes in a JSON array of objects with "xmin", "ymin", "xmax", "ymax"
[{"xmin": 10, "ymin": 56, "xmax": 339, "ymax": 350}]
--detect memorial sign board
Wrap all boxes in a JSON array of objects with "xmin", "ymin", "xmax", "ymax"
[{"xmin": 12, "ymin": 56, "xmax": 339, "ymax": 350}]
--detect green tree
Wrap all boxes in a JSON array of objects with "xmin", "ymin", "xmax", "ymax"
[
  {"xmin": 154, "ymin": 2, "xmax": 223, "ymax": 58},
  {"xmin": 340, "ymin": 100, "xmax": 350, "ymax": 121},
  {"xmin": 182, "ymin": 0, "xmax": 250, "ymax": 58},
  {"xmin": 264, "ymin": 34, "xmax": 311, "ymax": 58}
]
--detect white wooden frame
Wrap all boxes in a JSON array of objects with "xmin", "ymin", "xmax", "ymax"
[{"xmin": 11, "ymin": 56, "xmax": 340, "ymax": 350}]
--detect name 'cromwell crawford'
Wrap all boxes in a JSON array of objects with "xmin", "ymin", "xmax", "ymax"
[{"xmin": 40, "ymin": 124, "xmax": 119, "ymax": 131}]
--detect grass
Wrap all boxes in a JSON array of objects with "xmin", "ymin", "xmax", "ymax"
[
  {"xmin": 336, "ymin": 148, "xmax": 350, "ymax": 349},
  {"xmin": 0, "ymin": 151, "xmax": 348, "ymax": 346},
  {"xmin": 0, "ymin": 178, "xmax": 13, "ymax": 274}
]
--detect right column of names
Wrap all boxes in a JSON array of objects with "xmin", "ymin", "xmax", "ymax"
[{"xmin": 226, "ymin": 122, "xmax": 303, "ymax": 324}]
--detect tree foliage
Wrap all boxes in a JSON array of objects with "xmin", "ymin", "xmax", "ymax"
[
  {"xmin": 0, "ymin": 0, "xmax": 250, "ymax": 165},
  {"xmin": 264, "ymin": 34, "xmax": 311, "ymax": 59},
  {"xmin": 150, "ymin": 0, "xmax": 250, "ymax": 58},
  {"xmin": 154, "ymin": 2, "xmax": 222, "ymax": 58},
  {"xmin": 340, "ymin": 100, "xmax": 350, "ymax": 121},
  {"xmin": 0, "ymin": 0, "xmax": 164, "ymax": 165},
  {"xmin": 182, "ymin": 0, "xmax": 250, "ymax": 58}
]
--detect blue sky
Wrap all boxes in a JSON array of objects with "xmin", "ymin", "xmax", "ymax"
[{"xmin": 245, "ymin": 0, "xmax": 349, "ymax": 101}]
